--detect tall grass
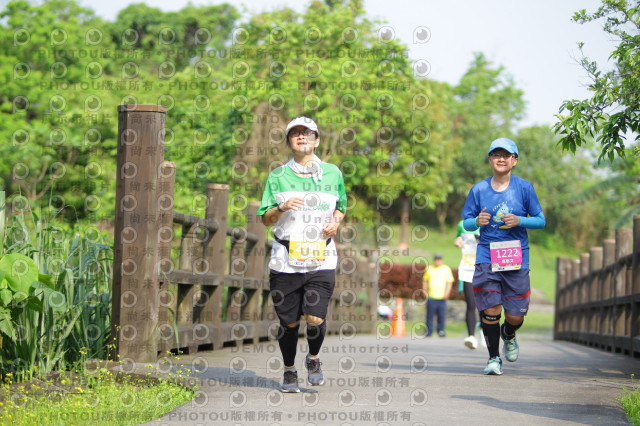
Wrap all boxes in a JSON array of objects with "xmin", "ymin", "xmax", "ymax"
[{"xmin": 0, "ymin": 196, "xmax": 113, "ymax": 382}]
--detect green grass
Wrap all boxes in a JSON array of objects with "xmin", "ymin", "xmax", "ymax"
[
  {"xmin": 0, "ymin": 367, "xmax": 196, "ymax": 426},
  {"xmin": 384, "ymin": 223, "xmax": 576, "ymax": 303},
  {"xmin": 619, "ymin": 377, "xmax": 640, "ymax": 426},
  {"xmin": 0, "ymin": 198, "xmax": 195, "ymax": 423}
]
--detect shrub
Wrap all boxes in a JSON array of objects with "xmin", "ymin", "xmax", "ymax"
[{"xmin": 379, "ymin": 262, "xmax": 464, "ymax": 300}]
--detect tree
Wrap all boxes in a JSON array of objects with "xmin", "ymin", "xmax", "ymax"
[
  {"xmin": 0, "ymin": 0, "xmax": 116, "ymax": 220},
  {"xmin": 554, "ymin": 0, "xmax": 640, "ymax": 162},
  {"xmin": 514, "ymin": 126, "xmax": 613, "ymax": 250},
  {"xmin": 434, "ymin": 53, "xmax": 525, "ymax": 232},
  {"xmin": 216, "ymin": 1, "xmax": 457, "ymax": 232},
  {"xmin": 569, "ymin": 153, "xmax": 640, "ymax": 231},
  {"xmin": 0, "ymin": 0, "xmax": 241, "ymax": 222}
]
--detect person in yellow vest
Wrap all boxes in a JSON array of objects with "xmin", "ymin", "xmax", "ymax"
[{"xmin": 422, "ymin": 254, "xmax": 454, "ymax": 337}]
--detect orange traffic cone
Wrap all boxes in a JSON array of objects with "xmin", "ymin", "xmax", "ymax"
[{"xmin": 391, "ymin": 298, "xmax": 406, "ymax": 337}]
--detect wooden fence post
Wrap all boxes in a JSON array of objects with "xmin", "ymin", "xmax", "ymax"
[
  {"xmin": 578, "ymin": 253, "xmax": 590, "ymax": 336},
  {"xmin": 244, "ymin": 201, "xmax": 266, "ymax": 344},
  {"xmin": 226, "ymin": 226, "xmax": 246, "ymax": 346},
  {"xmin": 112, "ymin": 104, "xmax": 167, "ymax": 363},
  {"xmin": 571, "ymin": 259, "xmax": 580, "ymax": 335},
  {"xmin": 589, "ymin": 247, "xmax": 603, "ymax": 302},
  {"xmin": 614, "ymin": 229, "xmax": 633, "ymax": 350},
  {"xmin": 615, "ymin": 229, "xmax": 633, "ymax": 297},
  {"xmin": 632, "ymin": 216, "xmax": 640, "ymax": 354},
  {"xmin": 554, "ymin": 257, "xmax": 562, "ymax": 339},
  {"xmin": 602, "ymin": 238, "xmax": 616, "ymax": 348},
  {"xmin": 203, "ymin": 184, "xmax": 229, "ymax": 350},
  {"xmin": 603, "ymin": 239, "xmax": 616, "ymax": 299},
  {"xmin": 157, "ymin": 161, "xmax": 176, "ymax": 355},
  {"xmin": 589, "ymin": 247, "xmax": 603, "ymax": 338},
  {"xmin": 177, "ymin": 218, "xmax": 199, "ymax": 354}
]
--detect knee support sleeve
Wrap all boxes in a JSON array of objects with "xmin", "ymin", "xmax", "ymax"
[
  {"xmin": 481, "ymin": 310, "xmax": 501, "ymax": 322},
  {"xmin": 279, "ymin": 322, "xmax": 299, "ymax": 336},
  {"xmin": 307, "ymin": 320, "xmax": 326, "ymax": 340}
]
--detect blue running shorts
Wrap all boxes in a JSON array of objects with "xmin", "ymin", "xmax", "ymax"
[{"xmin": 472, "ymin": 263, "xmax": 530, "ymax": 316}]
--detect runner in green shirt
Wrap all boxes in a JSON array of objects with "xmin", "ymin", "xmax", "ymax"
[{"xmin": 258, "ymin": 116, "xmax": 347, "ymax": 392}]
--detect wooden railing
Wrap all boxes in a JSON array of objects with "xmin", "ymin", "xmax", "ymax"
[
  {"xmin": 111, "ymin": 105, "xmax": 378, "ymax": 362},
  {"xmin": 555, "ymin": 215, "xmax": 640, "ymax": 357}
]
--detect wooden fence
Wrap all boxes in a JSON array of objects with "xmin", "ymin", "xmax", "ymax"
[
  {"xmin": 111, "ymin": 105, "xmax": 378, "ymax": 363},
  {"xmin": 555, "ymin": 215, "xmax": 640, "ymax": 357}
]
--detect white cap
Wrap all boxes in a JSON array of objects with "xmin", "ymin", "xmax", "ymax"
[{"xmin": 285, "ymin": 116, "xmax": 318, "ymax": 135}]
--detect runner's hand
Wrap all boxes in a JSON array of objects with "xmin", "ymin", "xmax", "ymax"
[
  {"xmin": 280, "ymin": 197, "xmax": 304, "ymax": 211},
  {"xmin": 322, "ymin": 220, "xmax": 339, "ymax": 238},
  {"xmin": 477, "ymin": 207, "xmax": 490, "ymax": 226},
  {"xmin": 501, "ymin": 213, "xmax": 520, "ymax": 228}
]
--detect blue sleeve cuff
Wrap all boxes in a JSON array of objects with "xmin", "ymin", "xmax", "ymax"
[
  {"xmin": 463, "ymin": 217, "xmax": 480, "ymax": 232},
  {"xmin": 519, "ymin": 211, "xmax": 546, "ymax": 229}
]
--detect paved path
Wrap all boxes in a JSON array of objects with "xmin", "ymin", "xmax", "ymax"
[{"xmin": 145, "ymin": 333, "xmax": 639, "ymax": 426}]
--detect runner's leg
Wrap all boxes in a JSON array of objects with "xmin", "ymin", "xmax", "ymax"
[
  {"xmin": 305, "ymin": 315, "xmax": 326, "ymax": 356},
  {"xmin": 464, "ymin": 281, "xmax": 477, "ymax": 335},
  {"xmin": 426, "ymin": 298, "xmax": 435, "ymax": 335},
  {"xmin": 437, "ymin": 300, "xmax": 446, "ymax": 334},
  {"xmin": 279, "ymin": 321, "xmax": 300, "ymax": 367}
]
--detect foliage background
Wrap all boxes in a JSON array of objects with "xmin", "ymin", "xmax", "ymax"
[{"xmin": 0, "ymin": 0, "xmax": 637, "ymax": 252}]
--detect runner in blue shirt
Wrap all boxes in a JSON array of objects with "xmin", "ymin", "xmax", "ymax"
[{"xmin": 461, "ymin": 137, "xmax": 545, "ymax": 375}]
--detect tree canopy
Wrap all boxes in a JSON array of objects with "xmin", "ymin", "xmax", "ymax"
[
  {"xmin": 554, "ymin": 0, "xmax": 640, "ymax": 162},
  {"xmin": 0, "ymin": 0, "xmax": 633, "ymax": 250}
]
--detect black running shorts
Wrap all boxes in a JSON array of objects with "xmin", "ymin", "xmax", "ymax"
[{"xmin": 269, "ymin": 269, "xmax": 336, "ymax": 325}]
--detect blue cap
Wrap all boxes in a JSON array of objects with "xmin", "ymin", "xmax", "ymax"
[{"xmin": 488, "ymin": 138, "xmax": 518, "ymax": 157}]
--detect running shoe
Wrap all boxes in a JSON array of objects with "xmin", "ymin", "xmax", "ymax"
[
  {"xmin": 501, "ymin": 324, "xmax": 519, "ymax": 362},
  {"xmin": 483, "ymin": 357, "xmax": 503, "ymax": 375},
  {"xmin": 305, "ymin": 354, "xmax": 325, "ymax": 386},
  {"xmin": 281, "ymin": 369, "xmax": 300, "ymax": 393},
  {"xmin": 464, "ymin": 335, "xmax": 478, "ymax": 350}
]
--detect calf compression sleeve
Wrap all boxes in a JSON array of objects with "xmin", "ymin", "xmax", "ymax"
[
  {"xmin": 481, "ymin": 322, "xmax": 501, "ymax": 358},
  {"xmin": 278, "ymin": 324, "xmax": 300, "ymax": 367},
  {"xmin": 307, "ymin": 320, "xmax": 327, "ymax": 356},
  {"xmin": 503, "ymin": 318, "xmax": 523, "ymax": 337}
]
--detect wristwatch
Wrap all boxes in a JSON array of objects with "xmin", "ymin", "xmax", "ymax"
[{"xmin": 277, "ymin": 202, "xmax": 285, "ymax": 212}]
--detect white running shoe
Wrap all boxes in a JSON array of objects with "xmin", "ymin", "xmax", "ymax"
[
  {"xmin": 476, "ymin": 322, "xmax": 487, "ymax": 347},
  {"xmin": 464, "ymin": 335, "xmax": 478, "ymax": 350}
]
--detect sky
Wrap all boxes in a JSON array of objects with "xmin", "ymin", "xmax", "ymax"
[{"xmin": 65, "ymin": 0, "xmax": 617, "ymax": 128}]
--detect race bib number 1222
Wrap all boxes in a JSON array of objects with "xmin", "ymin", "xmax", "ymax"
[{"xmin": 489, "ymin": 240, "xmax": 522, "ymax": 271}]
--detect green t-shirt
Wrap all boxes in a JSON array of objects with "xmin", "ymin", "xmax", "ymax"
[{"xmin": 258, "ymin": 163, "xmax": 347, "ymax": 273}]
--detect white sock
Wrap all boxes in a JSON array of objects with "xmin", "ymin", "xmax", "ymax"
[{"xmin": 308, "ymin": 354, "xmax": 319, "ymax": 360}]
